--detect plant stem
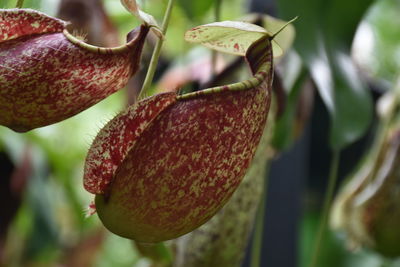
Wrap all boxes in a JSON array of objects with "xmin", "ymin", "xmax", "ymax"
[
  {"xmin": 250, "ymin": 165, "xmax": 270, "ymax": 267},
  {"xmin": 215, "ymin": 0, "xmax": 222, "ymax": 21},
  {"xmin": 138, "ymin": 0, "xmax": 175, "ymax": 100},
  {"xmin": 309, "ymin": 150, "xmax": 340, "ymax": 267},
  {"xmin": 211, "ymin": 0, "xmax": 222, "ymax": 78},
  {"xmin": 16, "ymin": 0, "xmax": 24, "ymax": 8}
]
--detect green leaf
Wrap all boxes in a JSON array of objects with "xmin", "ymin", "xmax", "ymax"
[
  {"xmin": 277, "ymin": 0, "xmax": 374, "ymax": 150},
  {"xmin": 177, "ymin": 0, "xmax": 214, "ymax": 21},
  {"xmin": 185, "ymin": 21, "xmax": 284, "ymax": 57},
  {"xmin": 185, "ymin": 21, "xmax": 269, "ymax": 56},
  {"xmin": 241, "ymin": 13, "xmax": 296, "ymax": 57},
  {"xmin": 355, "ymin": 0, "xmax": 400, "ymax": 85}
]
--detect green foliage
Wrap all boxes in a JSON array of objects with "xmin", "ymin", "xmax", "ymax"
[
  {"xmin": 355, "ymin": 0, "xmax": 400, "ymax": 86},
  {"xmin": 177, "ymin": 0, "xmax": 214, "ymax": 20},
  {"xmin": 301, "ymin": 211, "xmax": 400, "ymax": 267},
  {"xmin": 1, "ymin": 0, "xmax": 39, "ymax": 9},
  {"xmin": 3, "ymin": 0, "xmax": 400, "ymax": 266},
  {"xmin": 185, "ymin": 16, "xmax": 297, "ymax": 58},
  {"xmin": 272, "ymin": 65, "xmax": 306, "ymax": 150},
  {"xmin": 262, "ymin": 14, "xmax": 296, "ymax": 56},
  {"xmin": 185, "ymin": 21, "xmax": 269, "ymax": 56},
  {"xmin": 277, "ymin": 0, "xmax": 374, "ymax": 150}
]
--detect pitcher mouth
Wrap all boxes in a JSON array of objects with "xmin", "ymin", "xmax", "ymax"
[{"xmin": 63, "ymin": 24, "xmax": 149, "ymax": 55}]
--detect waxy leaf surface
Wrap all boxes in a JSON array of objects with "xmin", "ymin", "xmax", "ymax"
[
  {"xmin": 84, "ymin": 92, "xmax": 177, "ymax": 194},
  {"xmin": 0, "ymin": 9, "xmax": 149, "ymax": 132},
  {"xmin": 84, "ymin": 34, "xmax": 274, "ymax": 242},
  {"xmin": 185, "ymin": 21, "xmax": 283, "ymax": 57},
  {"xmin": 0, "ymin": 8, "xmax": 66, "ymax": 42}
]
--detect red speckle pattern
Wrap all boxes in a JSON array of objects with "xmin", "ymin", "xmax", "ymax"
[
  {"xmin": 84, "ymin": 92, "xmax": 177, "ymax": 194},
  {"xmin": 92, "ymin": 39, "xmax": 274, "ymax": 242},
  {"xmin": 109, "ymin": 88, "xmax": 269, "ymax": 242},
  {"xmin": 185, "ymin": 25, "xmax": 257, "ymax": 56},
  {"xmin": 0, "ymin": 9, "xmax": 67, "ymax": 42},
  {"xmin": 0, "ymin": 9, "xmax": 149, "ymax": 132}
]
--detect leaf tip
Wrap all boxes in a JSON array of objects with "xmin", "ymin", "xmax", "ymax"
[{"xmin": 270, "ymin": 16, "xmax": 298, "ymax": 40}]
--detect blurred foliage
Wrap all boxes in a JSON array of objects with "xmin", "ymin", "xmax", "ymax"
[
  {"xmin": 353, "ymin": 0, "xmax": 400, "ymax": 88},
  {"xmin": 177, "ymin": 0, "xmax": 214, "ymax": 20},
  {"xmin": 0, "ymin": 0, "xmax": 248, "ymax": 266},
  {"xmin": 301, "ymin": 211, "xmax": 400, "ymax": 267},
  {"xmin": 1, "ymin": 0, "xmax": 400, "ymax": 266},
  {"xmin": 277, "ymin": 0, "xmax": 373, "ymax": 150}
]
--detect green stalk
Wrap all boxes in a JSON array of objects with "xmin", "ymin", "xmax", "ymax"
[
  {"xmin": 16, "ymin": 0, "xmax": 24, "ymax": 8},
  {"xmin": 138, "ymin": 0, "xmax": 175, "ymax": 100},
  {"xmin": 214, "ymin": 0, "xmax": 222, "ymax": 22},
  {"xmin": 211, "ymin": 0, "xmax": 222, "ymax": 78},
  {"xmin": 250, "ymin": 165, "xmax": 270, "ymax": 267},
  {"xmin": 309, "ymin": 151, "xmax": 340, "ymax": 267}
]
